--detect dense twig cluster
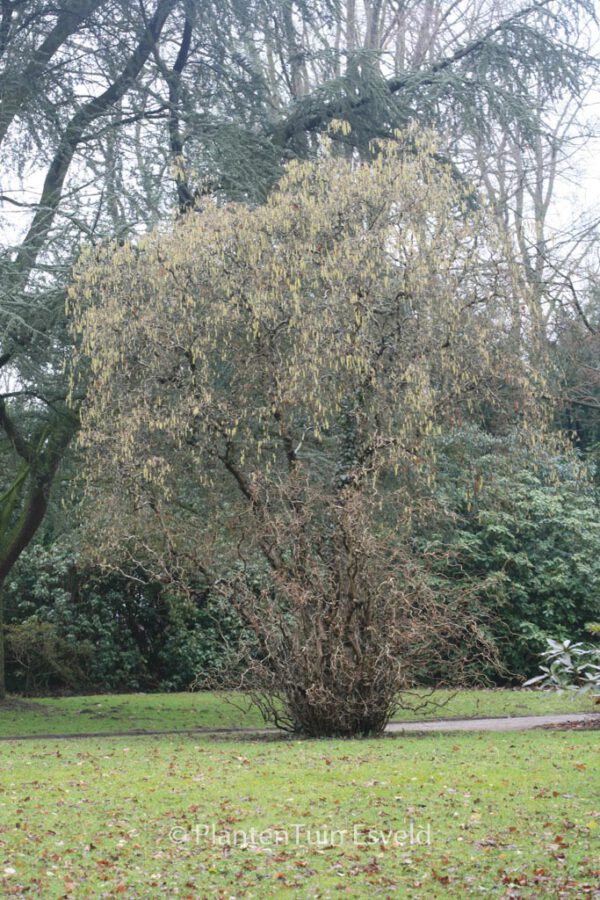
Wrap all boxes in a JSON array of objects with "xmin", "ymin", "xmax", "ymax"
[{"xmin": 214, "ymin": 480, "xmax": 495, "ymax": 737}]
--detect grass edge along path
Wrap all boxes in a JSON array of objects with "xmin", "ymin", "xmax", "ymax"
[
  {"xmin": 0, "ymin": 712, "xmax": 599, "ymax": 743},
  {"xmin": 1, "ymin": 689, "xmax": 598, "ymax": 739}
]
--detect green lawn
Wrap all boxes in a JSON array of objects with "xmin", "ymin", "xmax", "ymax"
[
  {"xmin": 0, "ymin": 689, "xmax": 597, "ymax": 739},
  {"xmin": 0, "ymin": 730, "xmax": 597, "ymax": 897}
]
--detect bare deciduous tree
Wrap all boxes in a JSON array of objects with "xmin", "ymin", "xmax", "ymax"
[{"xmin": 71, "ymin": 141, "xmax": 542, "ymax": 734}]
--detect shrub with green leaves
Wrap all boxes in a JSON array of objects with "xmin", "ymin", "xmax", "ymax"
[
  {"xmin": 5, "ymin": 618, "xmax": 93, "ymax": 693},
  {"xmin": 2, "ymin": 541, "xmax": 245, "ymax": 693},
  {"xmin": 524, "ymin": 637, "xmax": 600, "ymax": 696},
  {"xmin": 421, "ymin": 427, "xmax": 600, "ymax": 678},
  {"xmin": 4, "ymin": 542, "xmax": 148, "ymax": 691},
  {"xmin": 6, "ymin": 429, "xmax": 599, "ymax": 692}
]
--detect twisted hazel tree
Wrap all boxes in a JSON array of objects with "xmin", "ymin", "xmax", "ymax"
[{"xmin": 71, "ymin": 133, "xmax": 545, "ymax": 737}]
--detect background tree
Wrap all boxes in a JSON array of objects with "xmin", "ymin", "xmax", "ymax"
[{"xmin": 0, "ymin": 0, "xmax": 182, "ymax": 696}]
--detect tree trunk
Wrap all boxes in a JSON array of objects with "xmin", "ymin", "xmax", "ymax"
[
  {"xmin": 0, "ymin": 408, "xmax": 74, "ymax": 697},
  {"xmin": 0, "ymin": 585, "xmax": 5, "ymax": 699}
]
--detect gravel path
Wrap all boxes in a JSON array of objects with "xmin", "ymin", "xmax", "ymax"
[{"xmin": 386, "ymin": 712, "xmax": 600, "ymax": 733}]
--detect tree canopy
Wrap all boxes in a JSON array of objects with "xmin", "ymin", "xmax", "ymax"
[{"xmin": 70, "ymin": 136, "xmax": 551, "ymax": 734}]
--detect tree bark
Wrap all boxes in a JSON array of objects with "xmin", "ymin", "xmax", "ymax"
[
  {"xmin": 0, "ymin": 398, "xmax": 76, "ymax": 696},
  {"xmin": 0, "ymin": 586, "xmax": 5, "ymax": 699},
  {"xmin": 0, "ymin": 467, "xmax": 60, "ymax": 698}
]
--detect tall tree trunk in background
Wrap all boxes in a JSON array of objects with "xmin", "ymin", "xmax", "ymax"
[
  {"xmin": 0, "ymin": 0, "xmax": 178, "ymax": 696},
  {"xmin": 0, "ymin": 403, "xmax": 75, "ymax": 697},
  {"xmin": 0, "ymin": 588, "xmax": 5, "ymax": 699}
]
